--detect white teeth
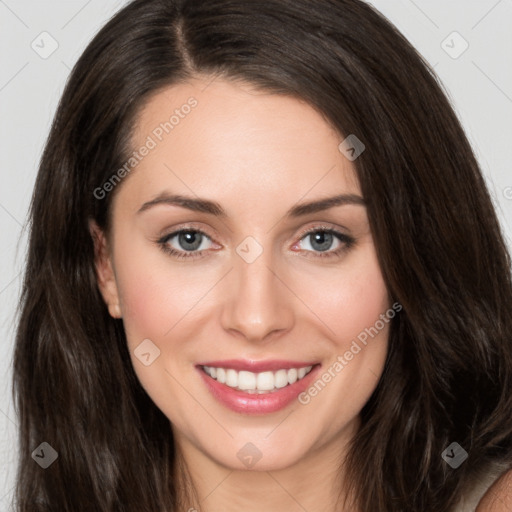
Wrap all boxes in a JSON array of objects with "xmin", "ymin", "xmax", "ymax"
[
  {"xmin": 216, "ymin": 367, "xmax": 226, "ymax": 384},
  {"xmin": 274, "ymin": 369, "xmax": 288, "ymax": 388},
  {"xmin": 202, "ymin": 365, "xmax": 314, "ymax": 393},
  {"xmin": 225, "ymin": 369, "xmax": 238, "ymax": 388},
  {"xmin": 256, "ymin": 371, "xmax": 275, "ymax": 391},
  {"xmin": 287, "ymin": 368, "xmax": 298, "ymax": 385},
  {"xmin": 238, "ymin": 370, "xmax": 256, "ymax": 390}
]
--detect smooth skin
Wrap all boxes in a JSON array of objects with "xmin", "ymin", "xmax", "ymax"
[
  {"xmin": 91, "ymin": 76, "xmax": 400, "ymax": 512},
  {"xmin": 476, "ymin": 471, "xmax": 512, "ymax": 511}
]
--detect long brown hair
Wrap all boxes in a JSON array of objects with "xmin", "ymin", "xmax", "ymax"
[{"xmin": 13, "ymin": 0, "xmax": 512, "ymax": 510}]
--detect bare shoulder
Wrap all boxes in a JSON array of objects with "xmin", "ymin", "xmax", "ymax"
[{"xmin": 476, "ymin": 469, "xmax": 512, "ymax": 511}]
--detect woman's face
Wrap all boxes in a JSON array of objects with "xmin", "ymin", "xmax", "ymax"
[{"xmin": 94, "ymin": 77, "xmax": 391, "ymax": 472}]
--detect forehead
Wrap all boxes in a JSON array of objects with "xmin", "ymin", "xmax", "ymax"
[{"xmin": 116, "ymin": 77, "xmax": 361, "ymax": 215}]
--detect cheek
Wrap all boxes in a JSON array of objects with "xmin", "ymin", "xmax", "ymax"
[
  {"xmin": 117, "ymin": 272, "xmax": 177, "ymax": 346},
  {"xmin": 112, "ymin": 250, "xmax": 208, "ymax": 414},
  {"xmin": 114, "ymin": 240, "xmax": 210, "ymax": 347},
  {"xmin": 294, "ymin": 243, "xmax": 390, "ymax": 347},
  {"xmin": 292, "ymin": 247, "xmax": 391, "ymax": 433}
]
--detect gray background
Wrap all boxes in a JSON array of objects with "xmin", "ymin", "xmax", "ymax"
[{"xmin": 1, "ymin": 0, "xmax": 511, "ymax": 507}]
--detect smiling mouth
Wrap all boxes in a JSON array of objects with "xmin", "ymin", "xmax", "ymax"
[{"xmin": 201, "ymin": 365, "xmax": 314, "ymax": 394}]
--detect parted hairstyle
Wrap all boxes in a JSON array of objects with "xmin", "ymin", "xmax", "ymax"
[{"xmin": 12, "ymin": 0, "xmax": 512, "ymax": 510}]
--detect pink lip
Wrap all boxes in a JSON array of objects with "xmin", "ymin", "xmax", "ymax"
[
  {"xmin": 196, "ymin": 362, "xmax": 321, "ymax": 415},
  {"xmin": 197, "ymin": 359, "xmax": 317, "ymax": 372}
]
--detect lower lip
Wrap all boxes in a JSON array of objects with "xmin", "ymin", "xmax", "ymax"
[{"xmin": 197, "ymin": 365, "xmax": 321, "ymax": 414}]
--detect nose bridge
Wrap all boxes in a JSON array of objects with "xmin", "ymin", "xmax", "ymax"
[{"xmin": 220, "ymin": 236, "xmax": 294, "ymax": 341}]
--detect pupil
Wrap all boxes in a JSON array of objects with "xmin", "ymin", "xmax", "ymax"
[
  {"xmin": 179, "ymin": 231, "xmax": 201, "ymax": 251},
  {"xmin": 311, "ymin": 232, "xmax": 332, "ymax": 252}
]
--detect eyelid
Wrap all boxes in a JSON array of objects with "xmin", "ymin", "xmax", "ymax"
[
  {"xmin": 157, "ymin": 224, "xmax": 218, "ymax": 250},
  {"xmin": 158, "ymin": 222, "xmax": 217, "ymax": 243},
  {"xmin": 294, "ymin": 222, "xmax": 350, "ymax": 240}
]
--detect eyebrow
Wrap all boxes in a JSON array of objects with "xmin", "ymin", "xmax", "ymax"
[{"xmin": 137, "ymin": 192, "xmax": 365, "ymax": 218}]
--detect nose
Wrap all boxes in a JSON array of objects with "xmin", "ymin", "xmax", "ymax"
[{"xmin": 220, "ymin": 245, "xmax": 295, "ymax": 344}]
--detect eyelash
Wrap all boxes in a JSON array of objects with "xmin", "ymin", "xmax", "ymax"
[{"xmin": 156, "ymin": 225, "xmax": 355, "ymax": 261}]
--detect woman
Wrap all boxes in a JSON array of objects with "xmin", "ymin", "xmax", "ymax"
[{"xmin": 12, "ymin": 0, "xmax": 512, "ymax": 510}]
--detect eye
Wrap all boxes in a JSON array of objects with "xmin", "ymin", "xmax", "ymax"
[
  {"xmin": 157, "ymin": 228, "xmax": 214, "ymax": 259},
  {"xmin": 294, "ymin": 227, "xmax": 355, "ymax": 259},
  {"xmin": 156, "ymin": 225, "xmax": 355, "ymax": 261}
]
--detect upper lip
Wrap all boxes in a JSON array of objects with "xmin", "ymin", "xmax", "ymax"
[{"xmin": 197, "ymin": 359, "xmax": 319, "ymax": 372}]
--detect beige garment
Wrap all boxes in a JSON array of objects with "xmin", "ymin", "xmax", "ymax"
[{"xmin": 452, "ymin": 465, "xmax": 509, "ymax": 512}]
